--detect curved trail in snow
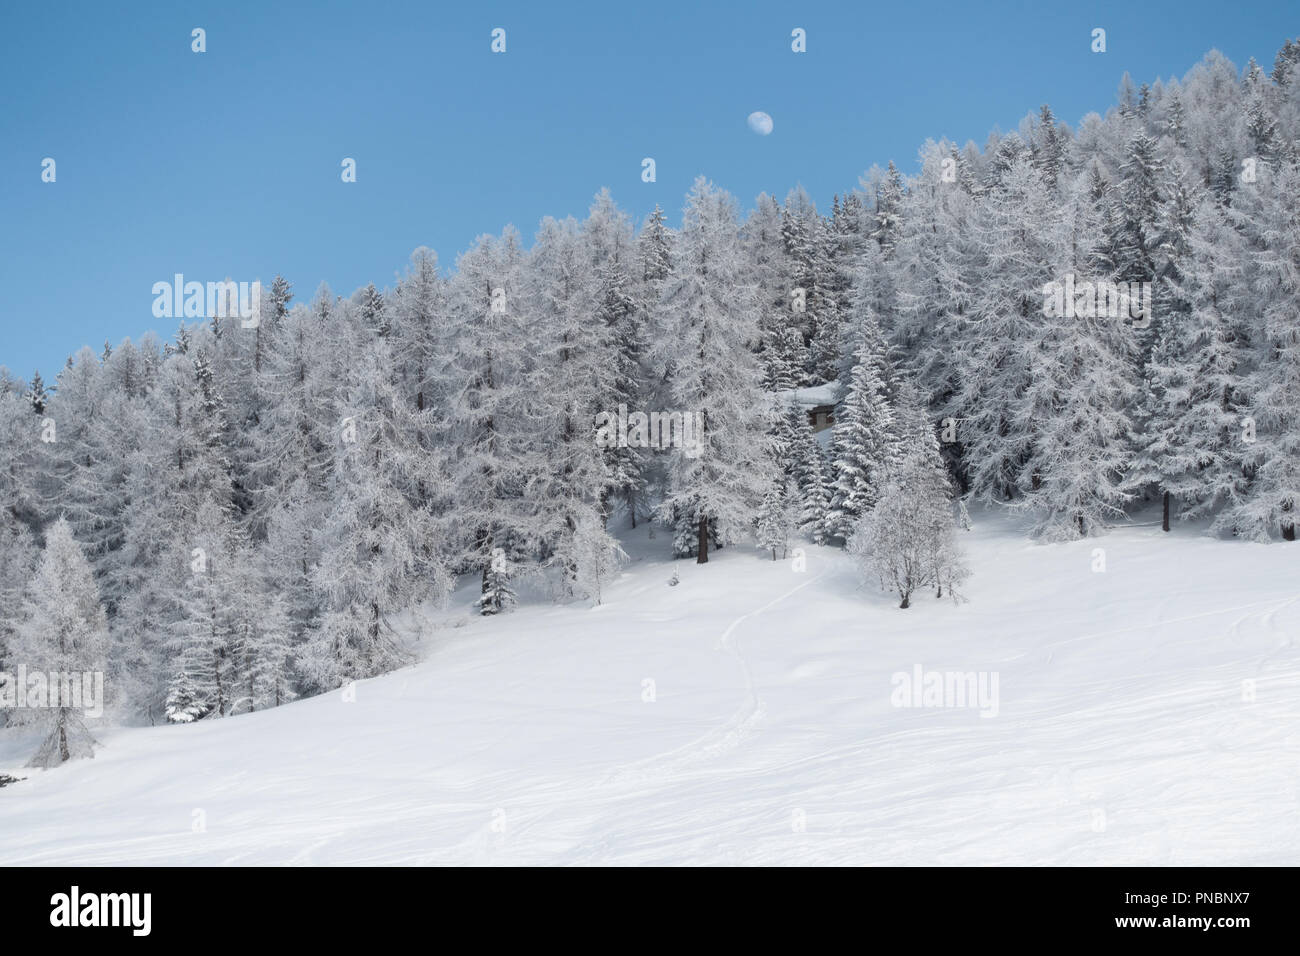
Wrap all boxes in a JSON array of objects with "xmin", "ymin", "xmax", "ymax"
[{"xmin": 602, "ymin": 573, "xmax": 827, "ymax": 786}]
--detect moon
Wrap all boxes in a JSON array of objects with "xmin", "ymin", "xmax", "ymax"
[{"xmin": 747, "ymin": 111, "xmax": 774, "ymax": 136}]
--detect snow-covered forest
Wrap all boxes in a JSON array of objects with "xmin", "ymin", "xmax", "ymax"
[{"xmin": 2, "ymin": 41, "xmax": 1299, "ymax": 734}]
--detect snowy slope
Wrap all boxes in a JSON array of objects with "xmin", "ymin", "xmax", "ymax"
[{"xmin": 2, "ymin": 511, "xmax": 1298, "ymax": 865}]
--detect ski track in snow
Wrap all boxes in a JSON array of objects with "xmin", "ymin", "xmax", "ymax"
[
  {"xmin": 602, "ymin": 574, "xmax": 825, "ymax": 787},
  {"xmin": 2, "ymin": 513, "xmax": 1299, "ymax": 866}
]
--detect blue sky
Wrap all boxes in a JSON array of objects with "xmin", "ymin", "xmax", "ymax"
[{"xmin": 1, "ymin": 0, "xmax": 1295, "ymax": 379}]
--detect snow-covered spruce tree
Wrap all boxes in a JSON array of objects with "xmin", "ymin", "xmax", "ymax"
[
  {"xmin": 25, "ymin": 370, "xmax": 49, "ymax": 415},
  {"xmin": 761, "ymin": 326, "xmax": 810, "ymax": 392},
  {"xmin": 827, "ymin": 192, "xmax": 867, "ymax": 344},
  {"xmin": 164, "ymin": 501, "xmax": 237, "ymax": 721},
  {"xmin": 824, "ymin": 332, "xmax": 899, "ymax": 542},
  {"xmin": 1031, "ymin": 105, "xmax": 1069, "ymax": 190},
  {"xmin": 655, "ymin": 177, "xmax": 773, "ymax": 563},
  {"xmin": 779, "ymin": 188, "xmax": 842, "ymax": 384},
  {"xmin": 637, "ymin": 204, "xmax": 674, "ymax": 370},
  {"xmin": 745, "ymin": 193, "xmax": 804, "ymax": 391},
  {"xmin": 475, "ymin": 546, "xmax": 515, "ymax": 615},
  {"xmin": 756, "ymin": 474, "xmax": 795, "ymax": 560},
  {"xmin": 783, "ymin": 401, "xmax": 831, "ymax": 544},
  {"xmin": 584, "ymin": 191, "xmax": 650, "ymax": 528},
  {"xmin": 595, "ymin": 260, "xmax": 651, "ymax": 525},
  {"xmin": 1107, "ymin": 133, "xmax": 1165, "ymax": 361},
  {"xmin": 805, "ymin": 214, "xmax": 847, "ymax": 384},
  {"xmin": 14, "ymin": 518, "xmax": 108, "ymax": 765},
  {"xmin": 638, "ymin": 204, "xmax": 673, "ymax": 288},
  {"xmin": 257, "ymin": 275, "xmax": 293, "ymax": 375}
]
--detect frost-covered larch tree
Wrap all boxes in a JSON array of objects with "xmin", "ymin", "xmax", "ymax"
[
  {"xmin": 15, "ymin": 518, "xmax": 108, "ymax": 765},
  {"xmin": 655, "ymin": 177, "xmax": 773, "ymax": 563}
]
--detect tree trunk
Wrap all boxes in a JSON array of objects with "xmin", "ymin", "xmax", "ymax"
[
  {"xmin": 696, "ymin": 514, "xmax": 709, "ymax": 564},
  {"xmin": 1284, "ymin": 522, "xmax": 1296, "ymax": 542},
  {"xmin": 214, "ymin": 649, "xmax": 226, "ymax": 717},
  {"xmin": 899, "ymin": 593, "xmax": 910, "ymax": 609},
  {"xmin": 58, "ymin": 713, "xmax": 70, "ymax": 763},
  {"xmin": 1162, "ymin": 490, "xmax": 1170, "ymax": 532}
]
